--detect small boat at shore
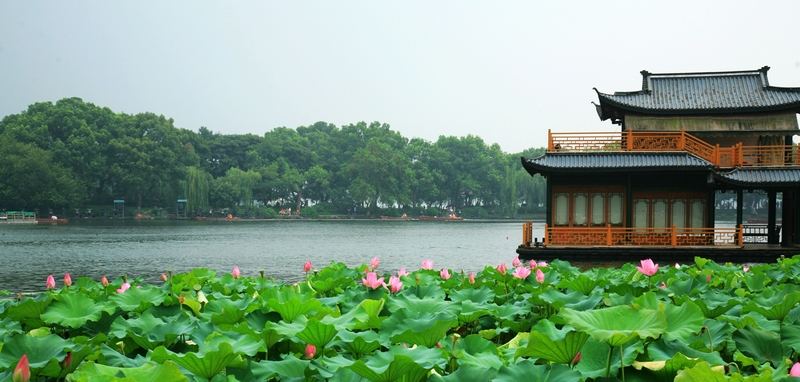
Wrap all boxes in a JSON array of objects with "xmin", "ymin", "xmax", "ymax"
[
  {"xmin": 380, "ymin": 213, "xmax": 411, "ymax": 221},
  {"xmin": 418, "ymin": 213, "xmax": 463, "ymax": 221}
]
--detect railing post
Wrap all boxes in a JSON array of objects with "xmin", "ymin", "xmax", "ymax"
[
  {"xmin": 606, "ymin": 224, "xmax": 612, "ymax": 246},
  {"xmin": 522, "ymin": 221, "xmax": 532, "ymax": 247},
  {"xmin": 714, "ymin": 144, "xmax": 720, "ymax": 166},
  {"xmin": 626, "ymin": 130, "xmax": 633, "ymax": 151},
  {"xmin": 671, "ymin": 226, "xmax": 677, "ymax": 247},
  {"xmin": 738, "ymin": 224, "xmax": 744, "ymax": 248},
  {"xmin": 679, "ymin": 130, "xmax": 686, "ymax": 150},
  {"xmin": 547, "ymin": 129, "xmax": 553, "ymax": 151},
  {"xmin": 543, "ymin": 223, "xmax": 549, "ymax": 247}
]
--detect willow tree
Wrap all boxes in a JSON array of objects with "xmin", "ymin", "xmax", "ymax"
[{"xmin": 186, "ymin": 166, "xmax": 210, "ymax": 215}]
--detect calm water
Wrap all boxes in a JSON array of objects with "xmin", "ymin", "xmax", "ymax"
[{"xmin": 0, "ymin": 220, "xmax": 543, "ymax": 292}]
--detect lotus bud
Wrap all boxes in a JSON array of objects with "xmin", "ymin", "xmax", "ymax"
[
  {"xmin": 790, "ymin": 362, "xmax": 800, "ymax": 376},
  {"xmin": 63, "ymin": 273, "xmax": 72, "ymax": 287},
  {"xmin": 231, "ymin": 265, "xmax": 241, "ymax": 279},
  {"xmin": 46, "ymin": 275, "xmax": 56, "ymax": 289},
  {"xmin": 304, "ymin": 344, "xmax": 317, "ymax": 359},
  {"xmin": 12, "ymin": 354, "xmax": 29, "ymax": 382},
  {"xmin": 160, "ymin": 273, "xmax": 168, "ymax": 282},
  {"xmin": 63, "ymin": 351, "xmax": 72, "ymax": 369},
  {"xmin": 468, "ymin": 272, "xmax": 475, "ymax": 284},
  {"xmin": 101, "ymin": 275, "xmax": 109, "ymax": 287},
  {"xmin": 571, "ymin": 352, "xmax": 582, "ymax": 366},
  {"xmin": 303, "ymin": 261, "xmax": 313, "ymax": 273}
]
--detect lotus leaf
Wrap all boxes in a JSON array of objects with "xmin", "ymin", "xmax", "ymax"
[
  {"xmin": 631, "ymin": 293, "xmax": 705, "ymax": 342},
  {"xmin": 517, "ymin": 319, "xmax": 588, "ymax": 364},
  {"xmin": 674, "ymin": 361, "xmax": 728, "ymax": 382},
  {"xmin": 296, "ymin": 318, "xmax": 338, "ymax": 349},
  {"xmin": 494, "ymin": 360, "xmax": 581, "ymax": 382},
  {"xmin": 452, "ymin": 334, "xmax": 504, "ymax": 370},
  {"xmin": 560, "ymin": 305, "xmax": 667, "ymax": 347},
  {"xmin": 250, "ymin": 354, "xmax": 309, "ymax": 382},
  {"xmin": 109, "ymin": 286, "xmax": 165, "ymax": 312},
  {"xmin": 336, "ymin": 330, "xmax": 382, "ymax": 357},
  {"xmin": 574, "ymin": 338, "xmax": 643, "ymax": 379},
  {"xmin": 0, "ymin": 333, "xmax": 71, "ymax": 369},
  {"xmin": 66, "ymin": 360, "xmax": 188, "ymax": 382},
  {"xmin": 151, "ymin": 342, "xmax": 239, "ymax": 379},
  {"xmin": 732, "ymin": 326, "xmax": 784, "ymax": 367}
]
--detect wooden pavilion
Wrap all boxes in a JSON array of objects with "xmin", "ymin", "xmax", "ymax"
[{"xmin": 518, "ymin": 67, "xmax": 800, "ymax": 262}]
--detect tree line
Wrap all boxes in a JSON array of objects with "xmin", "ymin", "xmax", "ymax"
[{"xmin": 0, "ymin": 98, "xmax": 546, "ymax": 218}]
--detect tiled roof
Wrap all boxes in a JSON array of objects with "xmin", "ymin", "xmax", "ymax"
[
  {"xmin": 521, "ymin": 152, "xmax": 712, "ymax": 175},
  {"xmin": 716, "ymin": 168, "xmax": 800, "ymax": 186},
  {"xmin": 595, "ymin": 67, "xmax": 800, "ymax": 119}
]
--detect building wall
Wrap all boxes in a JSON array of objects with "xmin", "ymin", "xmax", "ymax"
[{"xmin": 624, "ymin": 113, "xmax": 798, "ymax": 133}]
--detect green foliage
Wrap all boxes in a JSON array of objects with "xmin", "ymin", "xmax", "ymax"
[
  {"xmin": 0, "ymin": 99, "xmax": 547, "ymax": 216},
  {"xmin": 1, "ymin": 256, "xmax": 799, "ymax": 380}
]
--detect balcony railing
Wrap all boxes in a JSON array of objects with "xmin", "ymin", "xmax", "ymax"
[
  {"xmin": 528, "ymin": 224, "xmax": 744, "ymax": 248},
  {"xmin": 547, "ymin": 130, "xmax": 799, "ymax": 168}
]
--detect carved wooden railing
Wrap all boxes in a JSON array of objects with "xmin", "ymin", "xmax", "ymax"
[
  {"xmin": 540, "ymin": 224, "xmax": 743, "ymax": 248},
  {"xmin": 547, "ymin": 130, "xmax": 799, "ymax": 168}
]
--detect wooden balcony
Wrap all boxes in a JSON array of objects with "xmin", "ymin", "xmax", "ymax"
[
  {"xmin": 547, "ymin": 130, "xmax": 799, "ymax": 168},
  {"xmin": 521, "ymin": 223, "xmax": 744, "ymax": 248}
]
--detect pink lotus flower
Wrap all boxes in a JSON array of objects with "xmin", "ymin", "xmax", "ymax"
[
  {"xmin": 529, "ymin": 260, "xmax": 537, "ymax": 269},
  {"xmin": 370, "ymin": 257, "xmax": 380, "ymax": 270},
  {"xmin": 512, "ymin": 267, "xmax": 531, "ymax": 280},
  {"xmin": 389, "ymin": 276, "xmax": 403, "ymax": 293},
  {"xmin": 743, "ymin": 265, "xmax": 750, "ymax": 273},
  {"xmin": 305, "ymin": 344, "xmax": 317, "ymax": 359},
  {"xmin": 232, "ymin": 265, "xmax": 241, "ymax": 279},
  {"xmin": 63, "ymin": 351, "xmax": 72, "ymax": 369},
  {"xmin": 512, "ymin": 256, "xmax": 521, "ymax": 268},
  {"xmin": 101, "ymin": 275, "xmax": 109, "ymax": 287},
  {"xmin": 674, "ymin": 263, "xmax": 681, "ymax": 269},
  {"xmin": 537, "ymin": 261, "xmax": 549, "ymax": 268},
  {"xmin": 440, "ymin": 268, "xmax": 451, "ymax": 280},
  {"xmin": 64, "ymin": 273, "xmax": 72, "ymax": 287},
  {"xmin": 636, "ymin": 259, "xmax": 659, "ymax": 277},
  {"xmin": 790, "ymin": 362, "xmax": 800, "ymax": 376},
  {"xmin": 116, "ymin": 282, "xmax": 131, "ymax": 294},
  {"xmin": 397, "ymin": 267, "xmax": 409, "ymax": 277},
  {"xmin": 421, "ymin": 259, "xmax": 434, "ymax": 270},
  {"xmin": 304, "ymin": 261, "xmax": 313, "ymax": 273},
  {"xmin": 496, "ymin": 263, "xmax": 507, "ymax": 275},
  {"xmin": 468, "ymin": 272, "xmax": 476, "ymax": 284},
  {"xmin": 46, "ymin": 275, "xmax": 56, "ymax": 289},
  {"xmin": 12, "ymin": 354, "xmax": 29, "ymax": 382},
  {"xmin": 706, "ymin": 274, "xmax": 712, "ymax": 283},
  {"xmin": 535, "ymin": 268, "xmax": 545, "ymax": 284},
  {"xmin": 362, "ymin": 272, "xmax": 385, "ymax": 289},
  {"xmin": 159, "ymin": 273, "xmax": 168, "ymax": 282}
]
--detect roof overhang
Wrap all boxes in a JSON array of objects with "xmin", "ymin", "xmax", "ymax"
[{"xmin": 521, "ymin": 152, "xmax": 714, "ymax": 176}]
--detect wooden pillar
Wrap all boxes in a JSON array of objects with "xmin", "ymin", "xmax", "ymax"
[
  {"xmin": 625, "ymin": 174, "xmax": 633, "ymax": 228},
  {"xmin": 767, "ymin": 190, "xmax": 777, "ymax": 244},
  {"xmin": 736, "ymin": 189, "xmax": 744, "ymax": 227},
  {"xmin": 707, "ymin": 190, "xmax": 715, "ymax": 229}
]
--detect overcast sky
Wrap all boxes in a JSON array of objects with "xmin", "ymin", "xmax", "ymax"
[{"xmin": 1, "ymin": 1, "xmax": 799, "ymax": 152}]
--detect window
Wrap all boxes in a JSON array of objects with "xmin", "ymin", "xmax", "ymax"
[
  {"xmin": 671, "ymin": 200, "xmax": 686, "ymax": 228},
  {"xmin": 591, "ymin": 193, "xmax": 605, "ymax": 225},
  {"xmin": 609, "ymin": 194, "xmax": 623, "ymax": 225},
  {"xmin": 690, "ymin": 200, "xmax": 705, "ymax": 228},
  {"xmin": 652, "ymin": 200, "xmax": 667, "ymax": 228},
  {"xmin": 573, "ymin": 193, "xmax": 588, "ymax": 225},
  {"xmin": 555, "ymin": 193, "xmax": 568, "ymax": 226},
  {"xmin": 634, "ymin": 199, "xmax": 649, "ymax": 228}
]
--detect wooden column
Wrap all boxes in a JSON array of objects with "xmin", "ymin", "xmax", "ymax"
[
  {"xmin": 707, "ymin": 190, "xmax": 715, "ymax": 229},
  {"xmin": 736, "ymin": 189, "xmax": 744, "ymax": 227},
  {"xmin": 767, "ymin": 190, "xmax": 778, "ymax": 244}
]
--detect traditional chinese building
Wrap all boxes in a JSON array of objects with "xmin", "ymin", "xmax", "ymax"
[{"xmin": 518, "ymin": 67, "xmax": 800, "ymax": 262}]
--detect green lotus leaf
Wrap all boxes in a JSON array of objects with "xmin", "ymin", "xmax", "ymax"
[
  {"xmin": 674, "ymin": 361, "xmax": 727, "ymax": 382},
  {"xmin": 203, "ymin": 297, "xmax": 249, "ymax": 325},
  {"xmin": 732, "ymin": 326, "xmax": 784, "ymax": 367},
  {"xmin": 4, "ymin": 294, "xmax": 52, "ymax": 329},
  {"xmin": 336, "ymin": 330, "xmax": 382, "ymax": 357},
  {"xmin": 449, "ymin": 286, "xmax": 495, "ymax": 304},
  {"xmin": 495, "ymin": 360, "xmax": 581, "ymax": 382},
  {"xmin": 310, "ymin": 262, "xmax": 358, "ymax": 294},
  {"xmin": 251, "ymin": 354, "xmax": 309, "ymax": 382},
  {"xmin": 538, "ymin": 289, "xmax": 602, "ymax": 311},
  {"xmin": 429, "ymin": 365, "xmax": 497, "ymax": 382},
  {"xmin": 296, "ymin": 318, "xmax": 338, "ymax": 349},
  {"xmin": 560, "ymin": 305, "xmax": 667, "ymax": 347},
  {"xmin": 629, "ymin": 352, "xmax": 702, "ymax": 382},
  {"xmin": 0, "ymin": 317, "xmax": 22, "ymax": 339},
  {"xmin": 348, "ymin": 354, "xmax": 428, "ymax": 382},
  {"xmin": 108, "ymin": 311, "xmax": 196, "ymax": 350},
  {"xmin": 382, "ymin": 295, "xmax": 459, "ymax": 347},
  {"xmin": 99, "ymin": 344, "xmax": 148, "ymax": 368},
  {"xmin": 689, "ymin": 319, "xmax": 733, "ymax": 352},
  {"xmin": 516, "ymin": 319, "xmax": 588, "ymax": 364},
  {"xmin": 41, "ymin": 293, "xmax": 114, "ymax": 328},
  {"xmin": 458, "ymin": 299, "xmax": 498, "ymax": 323},
  {"xmin": 452, "ymin": 334, "xmax": 503, "ymax": 370},
  {"xmin": 151, "ymin": 342, "xmax": 239, "ymax": 379},
  {"xmin": 312, "ymin": 354, "xmax": 357, "ymax": 379},
  {"xmin": 743, "ymin": 287, "xmax": 800, "ymax": 321},
  {"xmin": 574, "ymin": 338, "xmax": 643, "ymax": 379},
  {"xmin": 199, "ymin": 328, "xmax": 264, "ymax": 356},
  {"xmin": 66, "ymin": 360, "xmax": 188, "ymax": 382},
  {"xmin": 325, "ymin": 298, "xmax": 385, "ymax": 330},
  {"xmin": 493, "ymin": 300, "xmax": 531, "ymax": 321},
  {"xmin": 781, "ymin": 322, "xmax": 800, "ymax": 354},
  {"xmin": 266, "ymin": 288, "xmax": 323, "ymax": 322},
  {"xmin": 109, "ymin": 286, "xmax": 165, "ymax": 312},
  {"xmin": 557, "ymin": 274, "xmax": 599, "ymax": 295},
  {"xmin": 632, "ymin": 293, "xmax": 705, "ymax": 342},
  {"xmin": 647, "ymin": 338, "xmax": 725, "ymax": 365},
  {"xmin": 0, "ymin": 333, "xmax": 71, "ymax": 369}
]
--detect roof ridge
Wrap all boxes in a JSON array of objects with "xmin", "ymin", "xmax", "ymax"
[{"xmin": 642, "ymin": 66, "xmax": 769, "ymax": 78}]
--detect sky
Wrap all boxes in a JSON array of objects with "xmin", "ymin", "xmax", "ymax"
[{"xmin": 1, "ymin": 1, "xmax": 799, "ymax": 152}]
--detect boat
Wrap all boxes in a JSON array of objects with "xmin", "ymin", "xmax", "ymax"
[
  {"xmin": 418, "ymin": 213, "xmax": 463, "ymax": 221},
  {"xmin": 380, "ymin": 213, "xmax": 411, "ymax": 221}
]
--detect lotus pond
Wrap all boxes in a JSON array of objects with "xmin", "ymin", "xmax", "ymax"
[{"xmin": 2, "ymin": 256, "xmax": 800, "ymax": 381}]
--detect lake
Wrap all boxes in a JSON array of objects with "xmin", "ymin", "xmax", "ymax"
[{"xmin": 0, "ymin": 220, "xmax": 544, "ymax": 292}]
